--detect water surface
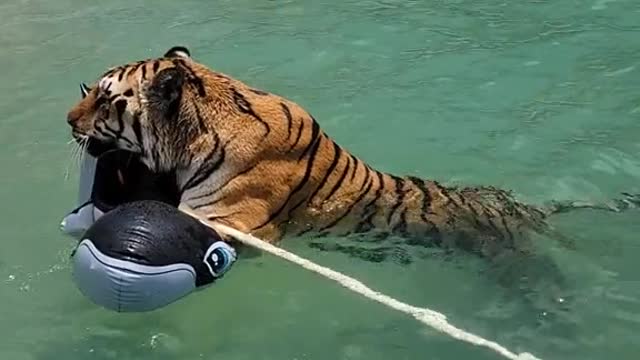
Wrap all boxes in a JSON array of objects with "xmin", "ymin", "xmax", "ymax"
[{"xmin": 1, "ymin": 0, "xmax": 639, "ymax": 359}]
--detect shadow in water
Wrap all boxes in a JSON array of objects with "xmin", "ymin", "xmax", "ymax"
[{"xmin": 304, "ymin": 230, "xmax": 581, "ymax": 334}]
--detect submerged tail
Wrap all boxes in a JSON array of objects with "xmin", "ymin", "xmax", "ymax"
[{"xmin": 543, "ymin": 192, "xmax": 640, "ymax": 216}]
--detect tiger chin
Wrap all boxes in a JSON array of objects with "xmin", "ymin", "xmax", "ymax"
[{"xmin": 66, "ymin": 46, "xmax": 638, "ymax": 273}]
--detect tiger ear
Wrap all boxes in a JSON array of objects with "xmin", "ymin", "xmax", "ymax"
[
  {"xmin": 80, "ymin": 83, "xmax": 91, "ymax": 98},
  {"xmin": 164, "ymin": 46, "xmax": 191, "ymax": 59},
  {"xmin": 147, "ymin": 67, "xmax": 185, "ymax": 115}
]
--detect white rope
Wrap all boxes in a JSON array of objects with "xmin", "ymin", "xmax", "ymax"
[{"xmin": 179, "ymin": 205, "xmax": 541, "ymax": 360}]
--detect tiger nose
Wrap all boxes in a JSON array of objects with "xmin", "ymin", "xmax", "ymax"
[{"xmin": 67, "ymin": 111, "xmax": 79, "ymax": 126}]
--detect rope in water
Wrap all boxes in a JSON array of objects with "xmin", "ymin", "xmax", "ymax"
[{"xmin": 179, "ymin": 204, "xmax": 541, "ymax": 360}]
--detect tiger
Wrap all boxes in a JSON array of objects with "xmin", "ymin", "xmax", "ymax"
[{"xmin": 66, "ymin": 46, "xmax": 639, "ymax": 265}]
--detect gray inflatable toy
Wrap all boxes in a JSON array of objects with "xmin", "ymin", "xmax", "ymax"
[{"xmin": 60, "ymin": 149, "xmax": 236, "ymax": 312}]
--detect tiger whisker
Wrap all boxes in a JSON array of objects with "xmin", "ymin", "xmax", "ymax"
[
  {"xmin": 64, "ymin": 144, "xmax": 79, "ymax": 181},
  {"xmin": 78, "ymin": 137, "xmax": 88, "ymax": 168},
  {"xmin": 64, "ymin": 135, "xmax": 88, "ymax": 181}
]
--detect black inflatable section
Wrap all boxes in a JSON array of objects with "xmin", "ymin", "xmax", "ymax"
[
  {"xmin": 84, "ymin": 200, "xmax": 220, "ymax": 286},
  {"xmin": 91, "ymin": 150, "xmax": 180, "ymax": 212},
  {"xmin": 80, "ymin": 149, "xmax": 233, "ymax": 287}
]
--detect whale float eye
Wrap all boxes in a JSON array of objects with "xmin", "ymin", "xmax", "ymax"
[
  {"xmin": 203, "ymin": 242, "xmax": 236, "ymax": 278},
  {"xmin": 209, "ymin": 252, "xmax": 220, "ymax": 267}
]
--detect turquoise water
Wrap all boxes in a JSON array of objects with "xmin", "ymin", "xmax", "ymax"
[{"xmin": 1, "ymin": 0, "xmax": 639, "ymax": 359}]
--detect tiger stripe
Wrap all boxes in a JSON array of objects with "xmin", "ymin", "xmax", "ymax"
[
  {"xmin": 192, "ymin": 101, "xmax": 208, "ymax": 133},
  {"xmin": 322, "ymin": 154, "xmax": 353, "ymax": 202},
  {"xmin": 319, "ymin": 166, "xmax": 374, "ymax": 232},
  {"xmin": 289, "ymin": 119, "xmax": 305, "ymax": 152},
  {"xmin": 249, "ymin": 88, "xmax": 269, "ymax": 96},
  {"xmin": 131, "ymin": 112, "xmax": 143, "ymax": 147},
  {"xmin": 181, "ymin": 134, "xmax": 223, "ymax": 191},
  {"xmin": 232, "ymin": 88, "xmax": 270, "ymax": 136},
  {"xmin": 252, "ymin": 131, "xmax": 324, "ymax": 231},
  {"xmin": 173, "ymin": 59, "xmax": 206, "ymax": 97},
  {"xmin": 355, "ymin": 171, "xmax": 385, "ymax": 233},
  {"xmin": 307, "ymin": 141, "xmax": 342, "ymax": 204},
  {"xmin": 280, "ymin": 102, "xmax": 293, "ymax": 139},
  {"xmin": 297, "ymin": 118, "xmax": 320, "ymax": 160},
  {"xmin": 387, "ymin": 176, "xmax": 408, "ymax": 225},
  {"xmin": 141, "ymin": 63, "xmax": 148, "ymax": 80}
]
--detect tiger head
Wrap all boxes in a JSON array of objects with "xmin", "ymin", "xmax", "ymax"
[{"xmin": 66, "ymin": 46, "xmax": 276, "ymax": 190}]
